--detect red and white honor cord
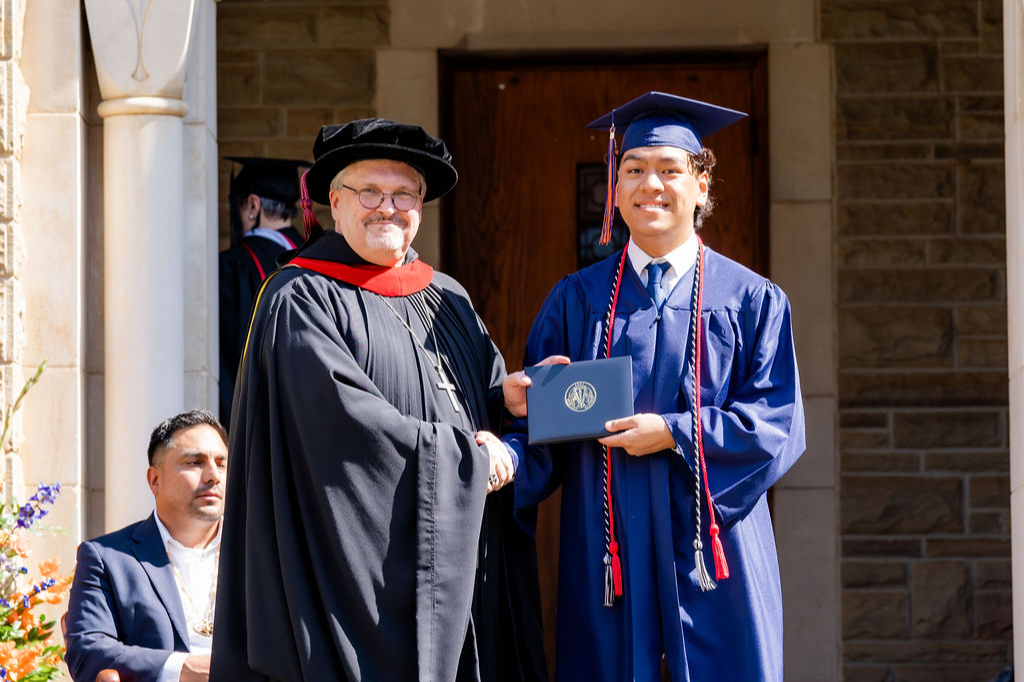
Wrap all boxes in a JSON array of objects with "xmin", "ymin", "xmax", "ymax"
[{"xmin": 600, "ymin": 238, "xmax": 728, "ymax": 608}]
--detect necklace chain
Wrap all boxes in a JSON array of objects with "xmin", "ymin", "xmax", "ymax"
[
  {"xmin": 378, "ymin": 293, "xmax": 461, "ymax": 413},
  {"xmin": 168, "ymin": 546, "xmax": 219, "ymax": 638}
]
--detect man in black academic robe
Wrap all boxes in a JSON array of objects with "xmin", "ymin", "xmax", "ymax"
[
  {"xmin": 210, "ymin": 119, "xmax": 545, "ymax": 682},
  {"xmin": 218, "ymin": 157, "xmax": 309, "ymax": 422}
]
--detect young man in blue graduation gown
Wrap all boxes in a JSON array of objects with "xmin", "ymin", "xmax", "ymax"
[{"xmin": 505, "ymin": 92, "xmax": 806, "ymax": 681}]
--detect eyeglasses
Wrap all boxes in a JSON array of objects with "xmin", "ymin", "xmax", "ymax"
[{"xmin": 340, "ymin": 184, "xmax": 422, "ymax": 212}]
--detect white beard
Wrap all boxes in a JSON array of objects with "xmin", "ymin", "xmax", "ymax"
[{"xmin": 367, "ymin": 228, "xmax": 405, "ymax": 252}]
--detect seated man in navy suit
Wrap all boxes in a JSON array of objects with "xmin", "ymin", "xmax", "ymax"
[{"xmin": 65, "ymin": 409, "xmax": 228, "ymax": 682}]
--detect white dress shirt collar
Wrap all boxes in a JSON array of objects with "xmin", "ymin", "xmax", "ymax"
[
  {"xmin": 249, "ymin": 226, "xmax": 295, "ymax": 250},
  {"xmin": 627, "ymin": 231, "xmax": 699, "ymax": 297},
  {"xmin": 153, "ymin": 512, "xmax": 222, "ymax": 554}
]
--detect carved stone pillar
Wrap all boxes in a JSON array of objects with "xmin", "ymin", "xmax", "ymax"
[{"xmin": 83, "ymin": 0, "xmax": 198, "ymax": 529}]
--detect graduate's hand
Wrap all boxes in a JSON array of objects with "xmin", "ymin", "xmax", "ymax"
[
  {"xmin": 477, "ymin": 431, "xmax": 514, "ymax": 493},
  {"xmin": 503, "ymin": 355, "xmax": 571, "ymax": 417},
  {"xmin": 598, "ymin": 414, "xmax": 676, "ymax": 456},
  {"xmin": 180, "ymin": 654, "xmax": 211, "ymax": 682}
]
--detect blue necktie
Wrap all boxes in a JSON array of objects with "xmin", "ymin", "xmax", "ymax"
[{"xmin": 646, "ymin": 261, "xmax": 670, "ymax": 310}]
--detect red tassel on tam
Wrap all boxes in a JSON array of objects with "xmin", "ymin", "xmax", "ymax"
[
  {"xmin": 598, "ymin": 125, "xmax": 617, "ymax": 245},
  {"xmin": 299, "ymin": 168, "xmax": 322, "ymax": 239}
]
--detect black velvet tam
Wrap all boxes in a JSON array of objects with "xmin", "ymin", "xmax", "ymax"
[{"xmin": 304, "ymin": 117, "xmax": 458, "ymax": 205}]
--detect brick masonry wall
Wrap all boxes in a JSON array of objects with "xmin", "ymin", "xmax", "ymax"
[
  {"xmin": 215, "ymin": 0, "xmax": 388, "ymax": 247},
  {"xmin": 824, "ymin": 1, "xmax": 1011, "ymax": 679}
]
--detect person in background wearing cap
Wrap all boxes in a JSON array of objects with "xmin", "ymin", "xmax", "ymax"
[
  {"xmin": 504, "ymin": 92, "xmax": 806, "ymax": 681},
  {"xmin": 218, "ymin": 157, "xmax": 310, "ymax": 422},
  {"xmin": 210, "ymin": 119, "xmax": 547, "ymax": 682}
]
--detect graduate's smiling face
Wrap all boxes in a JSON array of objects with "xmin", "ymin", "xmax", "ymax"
[
  {"xmin": 615, "ymin": 145, "xmax": 708, "ymax": 257},
  {"xmin": 329, "ymin": 159, "xmax": 424, "ymax": 267},
  {"xmin": 147, "ymin": 424, "xmax": 228, "ymax": 531}
]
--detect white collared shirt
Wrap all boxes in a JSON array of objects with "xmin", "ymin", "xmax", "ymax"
[
  {"xmin": 626, "ymin": 234, "xmax": 698, "ymax": 455},
  {"xmin": 249, "ymin": 226, "xmax": 295, "ymax": 250},
  {"xmin": 627, "ymin": 232, "xmax": 699, "ymax": 302},
  {"xmin": 153, "ymin": 514, "xmax": 221, "ymax": 682}
]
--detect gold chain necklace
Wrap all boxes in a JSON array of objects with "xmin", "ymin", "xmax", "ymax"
[{"xmin": 167, "ymin": 546, "xmax": 219, "ymax": 638}]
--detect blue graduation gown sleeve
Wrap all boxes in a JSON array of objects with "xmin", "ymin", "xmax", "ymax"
[{"xmin": 662, "ymin": 278, "xmax": 805, "ymax": 526}]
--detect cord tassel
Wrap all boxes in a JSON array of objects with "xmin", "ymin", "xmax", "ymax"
[
  {"xmin": 690, "ymin": 240, "xmax": 730, "ymax": 588},
  {"xmin": 599, "ymin": 249, "xmax": 630, "ymax": 608},
  {"xmin": 694, "ymin": 543, "xmax": 716, "ymax": 592},
  {"xmin": 610, "ymin": 541, "xmax": 623, "ymax": 597},
  {"xmin": 710, "ymin": 523, "xmax": 729, "ymax": 580},
  {"xmin": 603, "ymin": 553, "xmax": 615, "ymax": 607},
  {"xmin": 598, "ymin": 125, "xmax": 617, "ymax": 245},
  {"xmin": 299, "ymin": 168, "xmax": 321, "ymax": 239}
]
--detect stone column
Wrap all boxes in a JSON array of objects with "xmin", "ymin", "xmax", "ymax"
[
  {"xmin": 0, "ymin": 0, "xmax": 27, "ymax": 504},
  {"xmin": 183, "ymin": 0, "xmax": 219, "ymax": 412},
  {"xmin": 83, "ymin": 0, "xmax": 199, "ymax": 530},
  {"xmin": 1006, "ymin": 0, "xmax": 1024, "ymax": 673}
]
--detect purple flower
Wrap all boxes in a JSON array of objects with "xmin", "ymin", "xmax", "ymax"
[
  {"xmin": 15, "ymin": 482, "xmax": 61, "ymax": 529},
  {"xmin": 29, "ymin": 483, "xmax": 60, "ymax": 505}
]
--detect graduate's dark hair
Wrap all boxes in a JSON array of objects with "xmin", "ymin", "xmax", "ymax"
[
  {"xmin": 231, "ymin": 195, "xmax": 300, "ymax": 237},
  {"xmin": 688, "ymin": 147, "xmax": 717, "ymax": 230},
  {"xmin": 147, "ymin": 409, "xmax": 228, "ymax": 466},
  {"xmin": 256, "ymin": 196, "xmax": 299, "ymax": 222}
]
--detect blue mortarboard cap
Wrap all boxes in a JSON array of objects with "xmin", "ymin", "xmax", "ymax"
[{"xmin": 586, "ymin": 91, "xmax": 747, "ymax": 154}]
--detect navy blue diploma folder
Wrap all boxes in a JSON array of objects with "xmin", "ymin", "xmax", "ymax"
[{"xmin": 525, "ymin": 357, "xmax": 634, "ymax": 444}]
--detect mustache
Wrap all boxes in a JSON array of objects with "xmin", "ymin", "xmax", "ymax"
[
  {"xmin": 364, "ymin": 213, "xmax": 408, "ymax": 228},
  {"xmin": 194, "ymin": 484, "xmax": 223, "ymax": 498}
]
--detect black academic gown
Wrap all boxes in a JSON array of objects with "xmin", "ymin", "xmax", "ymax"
[
  {"xmin": 210, "ymin": 231, "xmax": 546, "ymax": 682},
  {"xmin": 218, "ymin": 226, "xmax": 304, "ymax": 422}
]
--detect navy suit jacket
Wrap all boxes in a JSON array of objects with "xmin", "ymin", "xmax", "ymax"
[{"xmin": 64, "ymin": 514, "xmax": 192, "ymax": 682}]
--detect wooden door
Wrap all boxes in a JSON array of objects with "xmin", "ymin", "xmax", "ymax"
[{"xmin": 439, "ymin": 53, "xmax": 768, "ymax": 669}]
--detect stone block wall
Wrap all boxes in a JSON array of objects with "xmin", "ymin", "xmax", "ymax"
[
  {"xmin": 215, "ymin": 0, "xmax": 388, "ymax": 247},
  {"xmin": 825, "ymin": 0, "xmax": 1011, "ymax": 678},
  {"xmin": 0, "ymin": 0, "xmax": 25, "ymax": 467}
]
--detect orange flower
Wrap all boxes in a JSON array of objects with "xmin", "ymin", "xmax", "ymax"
[
  {"xmin": 10, "ymin": 535, "xmax": 30, "ymax": 559},
  {"xmin": 0, "ymin": 640, "xmax": 15, "ymax": 667},
  {"xmin": 10, "ymin": 643, "xmax": 43, "ymax": 679},
  {"xmin": 44, "ymin": 583, "xmax": 69, "ymax": 604},
  {"xmin": 38, "ymin": 559, "xmax": 59, "ymax": 578}
]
